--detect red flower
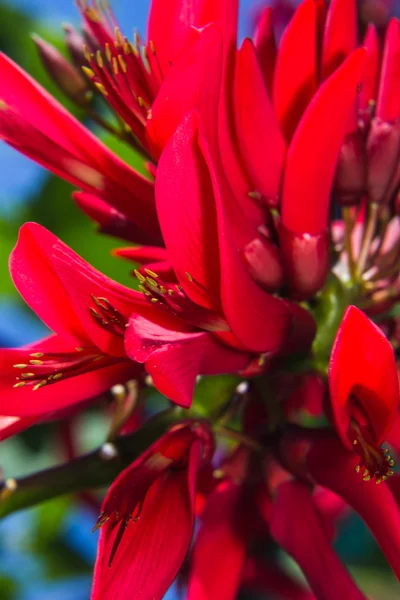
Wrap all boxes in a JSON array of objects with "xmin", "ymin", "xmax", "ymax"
[
  {"xmin": 0, "ymin": 222, "xmax": 145, "ymax": 417},
  {"xmin": 125, "ymin": 111, "xmax": 316, "ymax": 405},
  {"xmin": 329, "ymin": 305, "xmax": 399, "ymax": 480},
  {"xmin": 91, "ymin": 422, "xmax": 213, "ymax": 600}
]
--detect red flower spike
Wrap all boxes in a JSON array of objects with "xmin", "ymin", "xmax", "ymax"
[
  {"xmin": 270, "ymin": 480, "xmax": 367, "ymax": 600},
  {"xmin": 282, "ymin": 48, "xmax": 366, "ymax": 235},
  {"xmin": 376, "ymin": 18, "xmax": 400, "ymax": 123},
  {"xmin": 253, "ymin": 7, "xmax": 276, "ymax": 96},
  {"xmin": 187, "ymin": 481, "xmax": 246, "ymax": 600},
  {"xmin": 91, "ymin": 423, "xmax": 213, "ymax": 600},
  {"xmin": 273, "ymin": 0, "xmax": 318, "ymax": 142},
  {"xmin": 321, "ymin": 0, "xmax": 357, "ymax": 80},
  {"xmin": 235, "ymin": 39, "xmax": 286, "ymax": 208},
  {"xmin": 329, "ymin": 306, "xmax": 399, "ymax": 480}
]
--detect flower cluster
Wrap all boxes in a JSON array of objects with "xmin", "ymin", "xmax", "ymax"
[{"xmin": 1, "ymin": 0, "xmax": 400, "ymax": 598}]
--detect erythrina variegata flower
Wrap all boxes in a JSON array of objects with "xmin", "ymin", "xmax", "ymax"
[{"xmin": 3, "ymin": 0, "xmax": 400, "ymax": 598}]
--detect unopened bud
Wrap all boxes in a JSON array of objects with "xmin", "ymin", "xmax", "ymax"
[
  {"xmin": 32, "ymin": 34, "xmax": 91, "ymax": 106},
  {"xmin": 244, "ymin": 236, "xmax": 284, "ymax": 292},
  {"xmin": 367, "ymin": 117, "xmax": 400, "ymax": 204},
  {"xmin": 334, "ymin": 130, "xmax": 366, "ymax": 206},
  {"xmin": 63, "ymin": 23, "xmax": 97, "ymax": 68}
]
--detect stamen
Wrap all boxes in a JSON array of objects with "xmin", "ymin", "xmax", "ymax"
[{"xmin": 350, "ymin": 421, "xmax": 396, "ymax": 482}]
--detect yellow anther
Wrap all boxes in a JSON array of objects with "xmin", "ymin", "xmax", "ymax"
[
  {"xmin": 134, "ymin": 269, "xmax": 146, "ymax": 282},
  {"xmin": 86, "ymin": 7, "xmax": 101, "ymax": 22},
  {"xmin": 52, "ymin": 373, "xmax": 63, "ymax": 380},
  {"xmin": 21, "ymin": 373, "xmax": 35, "ymax": 379},
  {"xmin": 30, "ymin": 359, "xmax": 43, "ymax": 366},
  {"xmin": 149, "ymin": 40, "xmax": 156, "ymax": 54},
  {"xmin": 13, "ymin": 382, "xmax": 26, "ymax": 388},
  {"xmin": 13, "ymin": 364, "xmax": 28, "ymax": 369},
  {"xmin": 76, "ymin": 347, "xmax": 84, "ymax": 352},
  {"xmin": 105, "ymin": 43, "xmax": 112, "ymax": 62},
  {"xmin": 96, "ymin": 50, "xmax": 104, "ymax": 68},
  {"xmin": 82, "ymin": 66, "xmax": 95, "ymax": 78},
  {"xmin": 94, "ymin": 82, "xmax": 108, "ymax": 96},
  {"xmin": 146, "ymin": 277, "xmax": 158, "ymax": 287},
  {"xmin": 150, "ymin": 298, "xmax": 159, "ymax": 303},
  {"xmin": 112, "ymin": 57, "xmax": 119, "ymax": 75},
  {"xmin": 363, "ymin": 475, "xmax": 371, "ymax": 482},
  {"xmin": 33, "ymin": 381, "xmax": 47, "ymax": 391},
  {"xmin": 118, "ymin": 55, "xmax": 127, "ymax": 73},
  {"xmin": 30, "ymin": 353, "xmax": 44, "ymax": 358},
  {"xmin": 138, "ymin": 285, "xmax": 151, "ymax": 296},
  {"xmin": 185, "ymin": 272, "xmax": 193, "ymax": 282},
  {"xmin": 115, "ymin": 27, "xmax": 124, "ymax": 46},
  {"xmin": 355, "ymin": 465, "xmax": 360, "ymax": 473},
  {"xmin": 144, "ymin": 268, "xmax": 159, "ymax": 278},
  {"xmin": 83, "ymin": 45, "xmax": 92, "ymax": 62}
]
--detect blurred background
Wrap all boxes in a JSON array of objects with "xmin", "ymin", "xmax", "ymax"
[{"xmin": 1, "ymin": 0, "xmax": 400, "ymax": 598}]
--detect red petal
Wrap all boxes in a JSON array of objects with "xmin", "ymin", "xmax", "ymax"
[
  {"xmin": 376, "ymin": 19, "xmax": 400, "ymax": 122},
  {"xmin": 11, "ymin": 223, "xmax": 147, "ymax": 356},
  {"xmin": 329, "ymin": 306, "xmax": 399, "ymax": 447},
  {"xmin": 307, "ymin": 436, "xmax": 400, "ymax": 581},
  {"xmin": 321, "ymin": 0, "xmax": 357, "ymax": 79},
  {"xmin": 113, "ymin": 246, "xmax": 168, "ymax": 264},
  {"xmin": 91, "ymin": 441, "xmax": 201, "ymax": 600},
  {"xmin": 187, "ymin": 481, "xmax": 246, "ymax": 600},
  {"xmin": 156, "ymin": 113, "xmax": 222, "ymax": 311},
  {"xmin": 282, "ymin": 49, "xmax": 366, "ymax": 234},
  {"xmin": 235, "ymin": 39, "xmax": 286, "ymax": 207},
  {"xmin": 147, "ymin": 25, "xmax": 222, "ymax": 157},
  {"xmin": 359, "ymin": 25, "xmax": 380, "ymax": 112},
  {"xmin": 270, "ymin": 480, "xmax": 366, "ymax": 600},
  {"xmin": 148, "ymin": 0, "xmax": 238, "ymax": 74},
  {"xmin": 253, "ymin": 7, "xmax": 276, "ymax": 96},
  {"xmin": 273, "ymin": 0, "xmax": 318, "ymax": 141},
  {"xmin": 0, "ymin": 415, "xmax": 39, "ymax": 441},
  {"xmin": 126, "ymin": 314, "xmax": 249, "ymax": 407}
]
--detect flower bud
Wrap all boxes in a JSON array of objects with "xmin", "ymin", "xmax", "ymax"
[
  {"xmin": 334, "ymin": 129, "xmax": 366, "ymax": 206},
  {"xmin": 366, "ymin": 117, "xmax": 400, "ymax": 203},
  {"xmin": 244, "ymin": 236, "xmax": 284, "ymax": 292},
  {"xmin": 32, "ymin": 34, "xmax": 91, "ymax": 106},
  {"xmin": 279, "ymin": 226, "xmax": 330, "ymax": 300}
]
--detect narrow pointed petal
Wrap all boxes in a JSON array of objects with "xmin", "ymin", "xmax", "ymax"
[
  {"xmin": 113, "ymin": 246, "xmax": 168, "ymax": 265},
  {"xmin": 376, "ymin": 19, "xmax": 400, "ymax": 122},
  {"xmin": 235, "ymin": 39, "xmax": 286, "ymax": 207},
  {"xmin": 273, "ymin": 0, "xmax": 318, "ymax": 141},
  {"xmin": 91, "ymin": 441, "xmax": 201, "ymax": 600},
  {"xmin": 359, "ymin": 25, "xmax": 380, "ymax": 112},
  {"xmin": 329, "ymin": 306, "xmax": 399, "ymax": 448},
  {"xmin": 282, "ymin": 49, "xmax": 366, "ymax": 234},
  {"xmin": 187, "ymin": 481, "xmax": 246, "ymax": 600},
  {"xmin": 156, "ymin": 113, "xmax": 222, "ymax": 311},
  {"xmin": 307, "ymin": 436, "xmax": 400, "ymax": 581},
  {"xmin": 270, "ymin": 480, "xmax": 366, "ymax": 600},
  {"xmin": 253, "ymin": 7, "xmax": 276, "ymax": 96},
  {"xmin": 322, "ymin": 0, "xmax": 357, "ymax": 79},
  {"xmin": 147, "ymin": 25, "xmax": 222, "ymax": 157}
]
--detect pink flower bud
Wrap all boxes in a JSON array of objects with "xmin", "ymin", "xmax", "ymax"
[{"xmin": 32, "ymin": 34, "xmax": 91, "ymax": 106}]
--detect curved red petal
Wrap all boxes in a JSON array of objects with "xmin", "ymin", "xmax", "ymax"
[
  {"xmin": 322, "ymin": 0, "xmax": 357, "ymax": 79},
  {"xmin": 282, "ymin": 48, "xmax": 366, "ymax": 234}
]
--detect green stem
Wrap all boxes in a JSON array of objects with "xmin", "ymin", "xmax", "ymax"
[{"xmin": 0, "ymin": 408, "xmax": 192, "ymax": 519}]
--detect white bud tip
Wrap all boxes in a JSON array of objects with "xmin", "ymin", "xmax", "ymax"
[{"xmin": 236, "ymin": 381, "xmax": 249, "ymax": 395}]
